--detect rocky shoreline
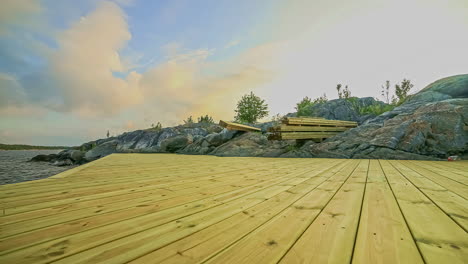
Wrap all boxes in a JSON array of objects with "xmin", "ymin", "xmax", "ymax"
[{"xmin": 31, "ymin": 74, "xmax": 468, "ymax": 166}]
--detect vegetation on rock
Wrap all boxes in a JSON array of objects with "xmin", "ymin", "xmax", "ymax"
[
  {"xmin": 197, "ymin": 115, "xmax": 214, "ymax": 124},
  {"xmin": 295, "ymin": 94, "xmax": 328, "ymax": 117}
]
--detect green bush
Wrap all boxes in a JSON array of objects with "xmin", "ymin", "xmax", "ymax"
[
  {"xmin": 357, "ymin": 104, "xmax": 395, "ymax": 116},
  {"xmin": 148, "ymin": 122, "xmax": 162, "ymax": 131},
  {"xmin": 295, "ymin": 94, "xmax": 328, "ymax": 117},
  {"xmin": 197, "ymin": 115, "xmax": 214, "ymax": 124}
]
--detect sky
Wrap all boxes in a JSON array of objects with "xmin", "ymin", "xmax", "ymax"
[{"xmin": 1, "ymin": 0, "xmax": 467, "ymax": 146}]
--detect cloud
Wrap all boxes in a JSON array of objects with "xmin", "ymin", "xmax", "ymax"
[
  {"xmin": 47, "ymin": 1, "xmax": 143, "ymax": 116},
  {"xmin": 0, "ymin": 0, "xmax": 277, "ymax": 127},
  {"xmin": 224, "ymin": 40, "xmax": 240, "ymax": 49},
  {"xmin": 0, "ymin": 73, "xmax": 26, "ymax": 106},
  {"xmin": 0, "ymin": 0, "xmax": 43, "ymax": 35}
]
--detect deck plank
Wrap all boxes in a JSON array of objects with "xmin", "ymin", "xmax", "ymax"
[
  {"xmin": 381, "ymin": 160, "xmax": 468, "ymax": 264},
  {"xmin": 402, "ymin": 160, "xmax": 468, "ymax": 199},
  {"xmin": 352, "ymin": 160, "xmax": 424, "ymax": 264},
  {"xmin": 278, "ymin": 160, "xmax": 369, "ymax": 263},
  {"xmin": 393, "ymin": 161, "xmax": 468, "ymax": 231}
]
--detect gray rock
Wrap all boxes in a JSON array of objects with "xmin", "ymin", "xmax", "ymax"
[
  {"xmin": 53, "ymin": 159, "xmax": 74, "ymax": 166},
  {"xmin": 307, "ymin": 97, "xmax": 389, "ymax": 124},
  {"xmin": 211, "ymin": 133, "xmax": 294, "ymax": 157},
  {"xmin": 205, "ymin": 133, "xmax": 224, "ymax": 147},
  {"xmin": 30, "ymin": 154, "xmax": 58, "ymax": 162},
  {"xmin": 409, "ymin": 74, "xmax": 468, "ymax": 103},
  {"xmin": 70, "ymin": 150, "xmax": 85, "ymax": 163},
  {"xmin": 84, "ymin": 140, "xmax": 118, "ymax": 161},
  {"xmin": 160, "ymin": 135, "xmax": 192, "ymax": 152},
  {"xmin": 307, "ymin": 97, "xmax": 468, "ymax": 160}
]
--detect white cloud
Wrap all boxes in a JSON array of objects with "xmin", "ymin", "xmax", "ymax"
[{"xmin": 47, "ymin": 1, "xmax": 143, "ymax": 116}]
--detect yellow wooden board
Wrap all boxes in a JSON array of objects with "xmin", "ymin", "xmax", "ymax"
[
  {"xmin": 219, "ymin": 120, "xmax": 260, "ymax": 132},
  {"xmin": 0, "ymin": 154, "xmax": 467, "ymax": 264}
]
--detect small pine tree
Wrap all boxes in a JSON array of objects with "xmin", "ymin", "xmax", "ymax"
[
  {"xmin": 234, "ymin": 91, "xmax": 269, "ymax": 123},
  {"xmin": 106, "ymin": 130, "xmax": 110, "ymax": 138}
]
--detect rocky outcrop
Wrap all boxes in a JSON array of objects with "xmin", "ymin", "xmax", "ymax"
[
  {"xmin": 30, "ymin": 75, "xmax": 468, "ymax": 164},
  {"xmin": 210, "ymin": 133, "xmax": 296, "ymax": 157},
  {"xmin": 305, "ymin": 75, "xmax": 468, "ymax": 160},
  {"xmin": 304, "ymin": 97, "xmax": 389, "ymax": 124}
]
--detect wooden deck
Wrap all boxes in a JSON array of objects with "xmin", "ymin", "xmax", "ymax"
[{"xmin": 0, "ymin": 154, "xmax": 467, "ymax": 263}]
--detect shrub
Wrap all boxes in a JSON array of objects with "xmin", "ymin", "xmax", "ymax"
[
  {"xmin": 337, "ymin": 84, "xmax": 351, "ymax": 99},
  {"xmin": 183, "ymin": 116, "xmax": 194, "ymax": 125},
  {"xmin": 295, "ymin": 97, "xmax": 313, "ymax": 116},
  {"xmin": 357, "ymin": 104, "xmax": 395, "ymax": 116},
  {"xmin": 197, "ymin": 115, "xmax": 214, "ymax": 124},
  {"xmin": 149, "ymin": 122, "xmax": 162, "ymax": 131},
  {"xmin": 295, "ymin": 94, "xmax": 328, "ymax": 117}
]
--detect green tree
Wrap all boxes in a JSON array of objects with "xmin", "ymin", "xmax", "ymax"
[
  {"xmin": 234, "ymin": 91, "xmax": 269, "ymax": 123},
  {"xmin": 393, "ymin": 79, "xmax": 413, "ymax": 105}
]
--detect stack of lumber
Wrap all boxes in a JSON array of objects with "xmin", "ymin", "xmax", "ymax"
[
  {"xmin": 219, "ymin": 120, "xmax": 261, "ymax": 132},
  {"xmin": 268, "ymin": 117, "xmax": 357, "ymax": 141}
]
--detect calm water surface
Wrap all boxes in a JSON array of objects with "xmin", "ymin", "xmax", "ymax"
[{"xmin": 0, "ymin": 150, "xmax": 76, "ymax": 185}]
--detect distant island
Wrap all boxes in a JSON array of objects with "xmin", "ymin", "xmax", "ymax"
[{"xmin": 0, "ymin": 143, "xmax": 72, "ymax": 150}]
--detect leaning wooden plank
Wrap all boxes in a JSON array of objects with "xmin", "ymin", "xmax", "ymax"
[
  {"xmin": 380, "ymin": 160, "xmax": 468, "ymax": 264},
  {"xmin": 269, "ymin": 125, "xmax": 351, "ymax": 132},
  {"xmin": 278, "ymin": 160, "xmax": 369, "ymax": 264},
  {"xmin": 352, "ymin": 160, "xmax": 424, "ymax": 264},
  {"xmin": 219, "ymin": 120, "xmax": 260, "ymax": 132}
]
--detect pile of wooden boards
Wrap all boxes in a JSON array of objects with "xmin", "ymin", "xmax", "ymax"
[
  {"xmin": 219, "ymin": 120, "xmax": 261, "ymax": 132},
  {"xmin": 268, "ymin": 117, "xmax": 357, "ymax": 141}
]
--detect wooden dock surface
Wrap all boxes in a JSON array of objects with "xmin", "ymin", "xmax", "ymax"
[{"xmin": 0, "ymin": 154, "xmax": 467, "ymax": 263}]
